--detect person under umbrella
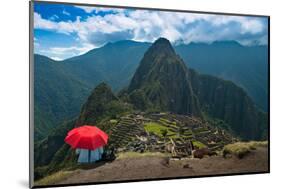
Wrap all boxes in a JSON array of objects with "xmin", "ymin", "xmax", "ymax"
[{"xmin": 65, "ymin": 125, "xmax": 108, "ymax": 163}]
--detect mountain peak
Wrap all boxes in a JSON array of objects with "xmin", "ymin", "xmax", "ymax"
[
  {"xmin": 154, "ymin": 37, "xmax": 172, "ymax": 46},
  {"xmin": 149, "ymin": 37, "xmax": 175, "ymax": 55},
  {"xmin": 94, "ymin": 82, "xmax": 111, "ymax": 91},
  {"xmin": 128, "ymin": 37, "xmax": 182, "ymax": 92},
  {"xmin": 76, "ymin": 82, "xmax": 117, "ymax": 126},
  {"xmin": 127, "ymin": 37, "xmax": 201, "ymax": 116}
]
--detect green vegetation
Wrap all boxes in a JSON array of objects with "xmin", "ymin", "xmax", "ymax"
[
  {"xmin": 117, "ymin": 152, "xmax": 169, "ymax": 159},
  {"xmin": 202, "ymin": 112, "xmax": 232, "ymax": 131},
  {"xmin": 127, "ymin": 38, "xmax": 202, "ymax": 117},
  {"xmin": 34, "ymin": 83, "xmax": 132, "ymax": 181},
  {"xmin": 189, "ymin": 67, "xmax": 268, "ymax": 140},
  {"xmin": 160, "ymin": 118, "xmax": 171, "ymax": 124},
  {"xmin": 128, "ymin": 89, "xmax": 150, "ymax": 111},
  {"xmin": 223, "ymin": 141, "xmax": 268, "ymax": 159},
  {"xmin": 76, "ymin": 83, "xmax": 133, "ymax": 126},
  {"xmin": 176, "ymin": 42, "xmax": 268, "ymax": 111},
  {"xmin": 34, "ymin": 55, "xmax": 91, "ymax": 141},
  {"xmin": 109, "ymin": 119, "xmax": 118, "ymax": 124},
  {"xmin": 193, "ymin": 127, "xmax": 209, "ymax": 134},
  {"xmin": 160, "ymin": 129, "xmax": 168, "ymax": 138},
  {"xmin": 192, "ymin": 140, "xmax": 206, "ymax": 149},
  {"xmin": 34, "ymin": 41, "xmax": 151, "ymax": 140},
  {"xmin": 182, "ymin": 130, "xmax": 193, "ymax": 136},
  {"xmin": 34, "ymin": 120, "xmax": 75, "ymax": 169},
  {"xmin": 144, "ymin": 122, "xmax": 174, "ymax": 137},
  {"xmin": 34, "ymin": 170, "xmax": 77, "ymax": 186},
  {"xmin": 128, "ymin": 38, "xmax": 267, "ymax": 140}
]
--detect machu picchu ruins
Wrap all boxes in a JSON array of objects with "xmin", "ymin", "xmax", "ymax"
[{"xmin": 107, "ymin": 112, "xmax": 237, "ymax": 158}]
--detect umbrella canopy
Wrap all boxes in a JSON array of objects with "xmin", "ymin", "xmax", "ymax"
[{"xmin": 65, "ymin": 125, "xmax": 108, "ymax": 150}]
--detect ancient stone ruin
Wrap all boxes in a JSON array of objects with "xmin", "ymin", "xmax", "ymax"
[{"xmin": 107, "ymin": 112, "xmax": 237, "ymax": 158}]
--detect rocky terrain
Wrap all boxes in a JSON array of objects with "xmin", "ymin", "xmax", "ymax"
[{"xmin": 35, "ymin": 146, "xmax": 268, "ymax": 186}]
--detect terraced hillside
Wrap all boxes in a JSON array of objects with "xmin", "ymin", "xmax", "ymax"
[
  {"xmin": 108, "ymin": 116, "xmax": 145, "ymax": 149},
  {"xmin": 106, "ymin": 112, "xmax": 237, "ymax": 157}
]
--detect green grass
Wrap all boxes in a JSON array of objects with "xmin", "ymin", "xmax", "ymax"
[
  {"xmin": 192, "ymin": 140, "xmax": 206, "ymax": 149},
  {"xmin": 160, "ymin": 118, "xmax": 171, "ymax": 123},
  {"xmin": 158, "ymin": 120, "xmax": 169, "ymax": 127},
  {"xmin": 183, "ymin": 131, "xmax": 193, "ymax": 136},
  {"xmin": 169, "ymin": 135, "xmax": 180, "ymax": 139},
  {"xmin": 34, "ymin": 170, "xmax": 77, "ymax": 186},
  {"xmin": 117, "ymin": 152, "xmax": 169, "ymax": 159},
  {"xmin": 109, "ymin": 119, "xmax": 118, "ymax": 124},
  {"xmin": 182, "ymin": 136, "xmax": 194, "ymax": 140},
  {"xmin": 159, "ymin": 118, "xmax": 177, "ymax": 127},
  {"xmin": 171, "ymin": 121, "xmax": 177, "ymax": 126},
  {"xmin": 144, "ymin": 122, "xmax": 175, "ymax": 137},
  {"xmin": 248, "ymin": 141, "xmax": 268, "ymax": 148},
  {"xmin": 223, "ymin": 141, "xmax": 268, "ymax": 159},
  {"xmin": 193, "ymin": 127, "xmax": 209, "ymax": 133}
]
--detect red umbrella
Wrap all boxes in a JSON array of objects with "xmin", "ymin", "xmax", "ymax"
[{"xmin": 65, "ymin": 125, "xmax": 108, "ymax": 150}]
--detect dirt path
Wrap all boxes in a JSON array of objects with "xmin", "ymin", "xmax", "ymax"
[{"xmin": 56, "ymin": 147, "xmax": 268, "ymax": 185}]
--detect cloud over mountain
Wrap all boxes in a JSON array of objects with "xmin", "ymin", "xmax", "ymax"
[{"xmin": 34, "ymin": 3, "xmax": 268, "ymax": 60}]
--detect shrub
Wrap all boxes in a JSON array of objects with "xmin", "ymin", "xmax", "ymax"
[
  {"xmin": 144, "ymin": 122, "xmax": 173, "ymax": 136},
  {"xmin": 160, "ymin": 129, "xmax": 168, "ymax": 138},
  {"xmin": 192, "ymin": 140, "xmax": 206, "ymax": 149},
  {"xmin": 223, "ymin": 141, "xmax": 268, "ymax": 159}
]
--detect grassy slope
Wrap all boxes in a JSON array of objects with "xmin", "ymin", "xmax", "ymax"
[
  {"xmin": 144, "ymin": 122, "xmax": 175, "ymax": 136},
  {"xmin": 223, "ymin": 141, "xmax": 268, "ymax": 158},
  {"xmin": 34, "ymin": 170, "xmax": 78, "ymax": 186}
]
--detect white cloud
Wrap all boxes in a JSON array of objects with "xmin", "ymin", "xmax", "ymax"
[
  {"xmin": 240, "ymin": 19, "xmax": 264, "ymax": 34},
  {"xmin": 34, "ymin": 12, "xmax": 76, "ymax": 34},
  {"xmin": 34, "ymin": 42, "xmax": 40, "ymax": 47},
  {"xmin": 34, "ymin": 8, "xmax": 268, "ymax": 59},
  {"xmin": 37, "ymin": 43, "xmax": 95, "ymax": 60},
  {"xmin": 62, "ymin": 10, "xmax": 70, "ymax": 16},
  {"xmin": 50, "ymin": 56, "xmax": 63, "ymax": 61},
  {"xmin": 74, "ymin": 6, "xmax": 124, "ymax": 14},
  {"xmin": 49, "ymin": 14, "xmax": 59, "ymax": 21},
  {"xmin": 74, "ymin": 6, "xmax": 96, "ymax": 13},
  {"xmin": 49, "ymin": 43, "xmax": 94, "ymax": 55}
]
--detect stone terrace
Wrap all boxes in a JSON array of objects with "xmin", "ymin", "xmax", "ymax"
[{"xmin": 107, "ymin": 112, "xmax": 237, "ymax": 157}]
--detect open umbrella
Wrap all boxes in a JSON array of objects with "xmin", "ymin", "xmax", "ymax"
[{"xmin": 65, "ymin": 125, "xmax": 108, "ymax": 150}]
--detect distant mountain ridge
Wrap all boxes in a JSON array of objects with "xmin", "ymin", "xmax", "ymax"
[
  {"xmin": 34, "ymin": 39, "xmax": 268, "ymax": 140},
  {"xmin": 176, "ymin": 40, "xmax": 268, "ymax": 112},
  {"xmin": 34, "ymin": 41, "xmax": 149, "ymax": 139}
]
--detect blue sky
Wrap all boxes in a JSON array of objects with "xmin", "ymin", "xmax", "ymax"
[{"xmin": 34, "ymin": 2, "xmax": 268, "ymax": 60}]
